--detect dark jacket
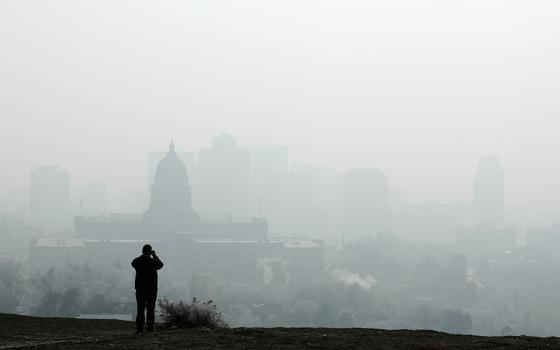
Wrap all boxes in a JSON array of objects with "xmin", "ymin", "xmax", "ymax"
[{"xmin": 131, "ymin": 254, "xmax": 164, "ymax": 291}]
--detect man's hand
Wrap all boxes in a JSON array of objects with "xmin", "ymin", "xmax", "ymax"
[{"xmin": 151, "ymin": 250, "xmax": 157, "ymax": 257}]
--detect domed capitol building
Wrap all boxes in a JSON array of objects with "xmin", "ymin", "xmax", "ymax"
[
  {"xmin": 31, "ymin": 142, "xmax": 324, "ymax": 285},
  {"xmin": 144, "ymin": 142, "xmax": 199, "ymax": 232},
  {"xmin": 75, "ymin": 142, "xmax": 268, "ymax": 240}
]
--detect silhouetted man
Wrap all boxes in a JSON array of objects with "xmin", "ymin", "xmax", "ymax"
[{"xmin": 131, "ymin": 244, "xmax": 164, "ymax": 333}]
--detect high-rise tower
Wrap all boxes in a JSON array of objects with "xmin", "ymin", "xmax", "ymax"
[
  {"xmin": 197, "ymin": 135, "xmax": 251, "ymax": 220},
  {"xmin": 473, "ymin": 155, "xmax": 504, "ymax": 227},
  {"xmin": 30, "ymin": 166, "xmax": 70, "ymax": 220},
  {"xmin": 341, "ymin": 168, "xmax": 391, "ymax": 240}
]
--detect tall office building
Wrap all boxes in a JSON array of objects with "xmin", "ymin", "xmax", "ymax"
[
  {"xmin": 291, "ymin": 162, "xmax": 342, "ymax": 240},
  {"xmin": 473, "ymin": 155, "xmax": 504, "ymax": 227},
  {"xmin": 341, "ymin": 168, "xmax": 391, "ymax": 240},
  {"xmin": 78, "ymin": 182, "xmax": 107, "ymax": 217},
  {"xmin": 197, "ymin": 135, "xmax": 251, "ymax": 220},
  {"xmin": 249, "ymin": 145, "xmax": 288, "ymax": 217},
  {"xmin": 30, "ymin": 166, "xmax": 70, "ymax": 221}
]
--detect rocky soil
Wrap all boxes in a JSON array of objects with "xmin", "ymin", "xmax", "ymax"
[{"xmin": 1, "ymin": 313, "xmax": 560, "ymax": 349}]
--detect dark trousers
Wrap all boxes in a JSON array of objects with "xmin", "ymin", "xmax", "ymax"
[{"xmin": 136, "ymin": 290, "xmax": 157, "ymax": 331}]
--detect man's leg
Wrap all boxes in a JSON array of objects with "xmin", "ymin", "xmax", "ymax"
[
  {"xmin": 146, "ymin": 290, "xmax": 157, "ymax": 331},
  {"xmin": 135, "ymin": 291, "xmax": 146, "ymax": 332}
]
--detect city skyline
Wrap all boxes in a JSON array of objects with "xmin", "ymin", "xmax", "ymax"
[
  {"xmin": 18, "ymin": 137, "xmax": 518, "ymax": 244},
  {"xmin": 6, "ymin": 136, "xmax": 547, "ymax": 231}
]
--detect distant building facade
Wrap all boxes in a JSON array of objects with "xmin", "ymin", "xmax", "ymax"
[
  {"xmin": 393, "ymin": 201, "xmax": 468, "ymax": 243},
  {"xmin": 29, "ymin": 166, "xmax": 71, "ymax": 229},
  {"xmin": 342, "ymin": 168, "xmax": 391, "ymax": 240},
  {"xmin": 249, "ymin": 145, "xmax": 289, "ymax": 219},
  {"xmin": 147, "ymin": 149, "xmax": 197, "ymax": 204},
  {"xmin": 526, "ymin": 224, "xmax": 560, "ymax": 261},
  {"xmin": 455, "ymin": 225, "xmax": 516, "ymax": 262},
  {"xmin": 30, "ymin": 237, "xmax": 86, "ymax": 271},
  {"xmin": 144, "ymin": 142, "xmax": 199, "ymax": 233},
  {"xmin": 77, "ymin": 183, "xmax": 107, "ymax": 217},
  {"xmin": 31, "ymin": 140, "xmax": 325, "ymax": 285},
  {"xmin": 473, "ymin": 155, "xmax": 504, "ymax": 227},
  {"xmin": 291, "ymin": 163, "xmax": 341, "ymax": 240},
  {"xmin": 197, "ymin": 134, "xmax": 251, "ymax": 220},
  {"xmin": 75, "ymin": 142, "xmax": 264, "ymax": 240}
]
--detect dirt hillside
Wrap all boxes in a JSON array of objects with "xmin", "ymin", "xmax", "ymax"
[{"xmin": 1, "ymin": 313, "xmax": 559, "ymax": 349}]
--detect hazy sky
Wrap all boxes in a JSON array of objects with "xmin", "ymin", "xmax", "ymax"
[{"xmin": 1, "ymin": 1, "xmax": 559, "ymax": 224}]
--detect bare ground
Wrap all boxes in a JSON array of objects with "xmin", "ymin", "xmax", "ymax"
[{"xmin": 1, "ymin": 313, "xmax": 560, "ymax": 349}]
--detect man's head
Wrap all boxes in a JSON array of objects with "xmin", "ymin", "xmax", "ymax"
[{"xmin": 142, "ymin": 244, "xmax": 152, "ymax": 256}]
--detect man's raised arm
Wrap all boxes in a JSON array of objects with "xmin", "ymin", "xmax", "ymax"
[{"xmin": 151, "ymin": 252, "xmax": 164, "ymax": 270}]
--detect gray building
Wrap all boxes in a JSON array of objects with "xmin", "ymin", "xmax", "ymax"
[
  {"xmin": 455, "ymin": 225, "xmax": 516, "ymax": 262},
  {"xmin": 77, "ymin": 182, "xmax": 107, "ymax": 217},
  {"xmin": 197, "ymin": 135, "xmax": 251, "ymax": 221},
  {"xmin": 144, "ymin": 142, "xmax": 199, "ymax": 233},
  {"xmin": 341, "ymin": 168, "xmax": 391, "ymax": 240},
  {"xmin": 29, "ymin": 166, "xmax": 71, "ymax": 229},
  {"xmin": 32, "ymin": 142, "xmax": 325, "ymax": 286},
  {"xmin": 147, "ymin": 148, "xmax": 196, "ymax": 201},
  {"xmin": 473, "ymin": 155, "xmax": 504, "ymax": 227}
]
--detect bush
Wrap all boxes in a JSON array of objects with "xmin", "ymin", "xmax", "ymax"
[
  {"xmin": 158, "ymin": 297, "xmax": 228, "ymax": 329},
  {"xmin": 0, "ymin": 258, "xmax": 24, "ymax": 313}
]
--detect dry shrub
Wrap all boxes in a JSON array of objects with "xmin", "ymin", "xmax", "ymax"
[{"xmin": 157, "ymin": 297, "xmax": 228, "ymax": 329}]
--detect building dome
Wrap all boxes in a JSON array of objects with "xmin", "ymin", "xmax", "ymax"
[
  {"xmin": 144, "ymin": 142, "xmax": 198, "ymax": 232},
  {"xmin": 152, "ymin": 142, "xmax": 190, "ymax": 188}
]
